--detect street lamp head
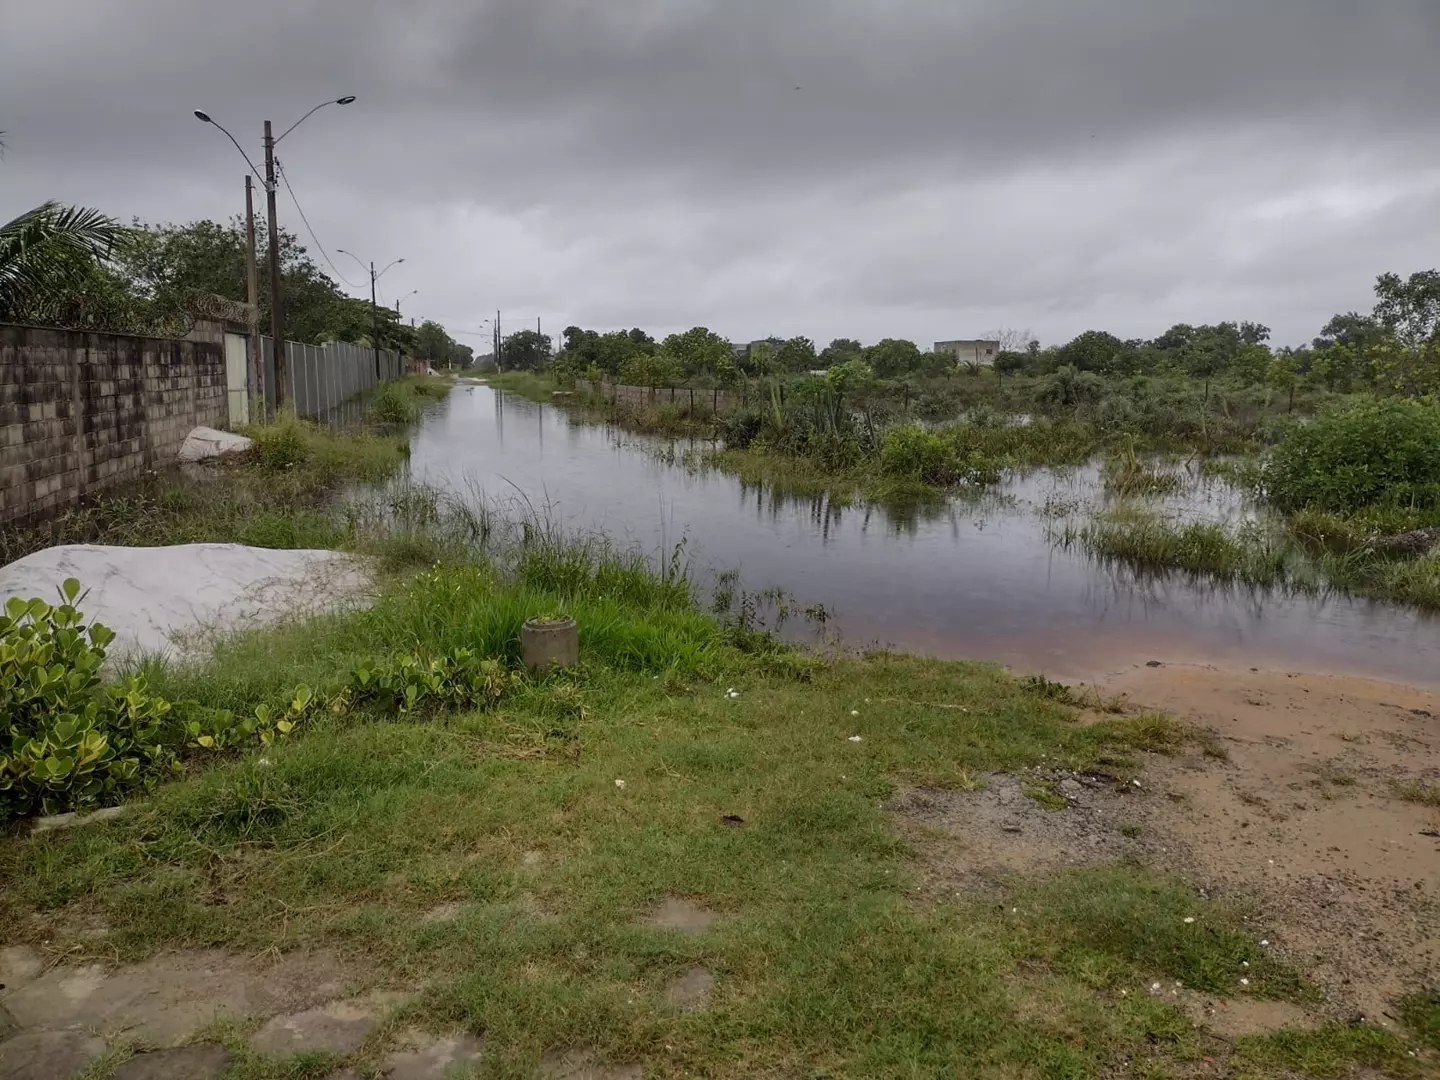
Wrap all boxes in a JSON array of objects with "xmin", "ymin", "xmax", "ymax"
[
  {"xmin": 336, "ymin": 96, "xmax": 357, "ymax": 105},
  {"xmin": 193, "ymin": 110, "xmax": 212, "ymax": 123}
]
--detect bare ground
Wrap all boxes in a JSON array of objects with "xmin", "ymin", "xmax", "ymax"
[{"xmin": 889, "ymin": 661, "xmax": 1440, "ymax": 1025}]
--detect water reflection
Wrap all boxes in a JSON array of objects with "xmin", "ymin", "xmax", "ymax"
[{"xmin": 409, "ymin": 384, "xmax": 1439, "ymax": 685}]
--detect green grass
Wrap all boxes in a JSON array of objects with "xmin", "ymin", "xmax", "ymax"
[
  {"xmin": 1233, "ymin": 1024, "xmax": 1426, "ymax": 1078},
  {"xmin": 0, "ymin": 634, "xmax": 1313, "ymax": 1078}
]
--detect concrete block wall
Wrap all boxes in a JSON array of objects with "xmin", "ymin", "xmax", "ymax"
[{"xmin": 1, "ymin": 324, "xmax": 228, "ymax": 526}]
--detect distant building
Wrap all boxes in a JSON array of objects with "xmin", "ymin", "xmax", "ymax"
[{"xmin": 934, "ymin": 339, "xmax": 1000, "ymax": 366}]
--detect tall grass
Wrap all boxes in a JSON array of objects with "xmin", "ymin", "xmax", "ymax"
[
  {"xmin": 1061, "ymin": 515, "xmax": 1292, "ymax": 587},
  {"xmin": 1101, "ymin": 442, "xmax": 1182, "ymax": 497}
]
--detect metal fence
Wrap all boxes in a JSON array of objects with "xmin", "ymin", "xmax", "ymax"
[{"xmin": 260, "ymin": 338, "xmax": 407, "ymax": 427}]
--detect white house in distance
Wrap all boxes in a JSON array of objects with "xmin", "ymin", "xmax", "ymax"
[{"xmin": 934, "ymin": 339, "xmax": 1001, "ymax": 366}]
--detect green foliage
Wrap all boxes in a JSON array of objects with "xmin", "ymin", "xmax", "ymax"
[
  {"xmin": 879, "ymin": 424, "xmax": 1000, "ymax": 487},
  {"xmin": 0, "ymin": 580, "xmax": 180, "ymax": 819},
  {"xmin": 414, "ymin": 320, "xmax": 471, "ymax": 369},
  {"xmin": 1055, "ymin": 330, "xmax": 1135, "ymax": 374},
  {"xmin": 248, "ymin": 412, "xmax": 312, "ymax": 470},
  {"xmin": 370, "ymin": 380, "xmax": 418, "ymax": 425},
  {"xmin": 346, "ymin": 649, "xmax": 517, "ymax": 716},
  {"xmin": 659, "ymin": 326, "xmax": 735, "ymax": 383},
  {"xmin": 1264, "ymin": 399, "xmax": 1440, "ymax": 513},
  {"xmin": 0, "ymin": 201, "xmax": 125, "ymax": 324},
  {"xmin": 500, "ymin": 329, "xmax": 552, "ymax": 372},
  {"xmin": 865, "ymin": 338, "xmax": 923, "ymax": 378}
]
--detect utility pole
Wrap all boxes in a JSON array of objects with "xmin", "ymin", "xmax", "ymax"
[
  {"xmin": 495, "ymin": 310, "xmax": 502, "ymax": 372},
  {"xmin": 244, "ymin": 175, "xmax": 261, "ymax": 414},
  {"xmin": 262, "ymin": 120, "xmax": 286, "ymax": 412},
  {"xmin": 368, "ymin": 261, "xmax": 381, "ymax": 382}
]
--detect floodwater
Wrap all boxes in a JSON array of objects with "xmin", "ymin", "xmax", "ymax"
[{"xmin": 407, "ymin": 383, "xmax": 1440, "ymax": 685}]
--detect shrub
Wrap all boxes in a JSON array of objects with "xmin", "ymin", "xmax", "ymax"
[
  {"xmin": 720, "ymin": 409, "xmax": 765, "ymax": 449},
  {"xmin": 249, "ymin": 413, "xmax": 311, "ymax": 470},
  {"xmin": 0, "ymin": 581, "xmax": 181, "ymax": 820},
  {"xmin": 346, "ymin": 649, "xmax": 518, "ymax": 716},
  {"xmin": 881, "ymin": 424, "xmax": 958, "ymax": 484},
  {"xmin": 880, "ymin": 424, "xmax": 1001, "ymax": 487},
  {"xmin": 370, "ymin": 381, "xmax": 418, "ymax": 425},
  {"xmin": 1264, "ymin": 399, "xmax": 1440, "ymax": 512}
]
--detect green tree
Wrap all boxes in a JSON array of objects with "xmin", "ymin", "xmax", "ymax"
[
  {"xmin": 1056, "ymin": 330, "xmax": 1134, "ymax": 374},
  {"xmin": 864, "ymin": 338, "xmax": 922, "ymax": 378},
  {"xmin": 993, "ymin": 350, "xmax": 1028, "ymax": 380},
  {"xmin": 501, "ymin": 329, "xmax": 552, "ymax": 372},
  {"xmin": 819, "ymin": 337, "xmax": 862, "ymax": 368},
  {"xmin": 773, "ymin": 336, "xmax": 817, "ymax": 372},
  {"xmin": 662, "ymin": 326, "xmax": 735, "ymax": 382},
  {"xmin": 1373, "ymin": 270, "xmax": 1440, "ymax": 349}
]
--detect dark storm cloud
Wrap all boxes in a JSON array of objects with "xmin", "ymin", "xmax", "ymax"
[{"xmin": 4, "ymin": 1, "xmax": 1440, "ymax": 346}]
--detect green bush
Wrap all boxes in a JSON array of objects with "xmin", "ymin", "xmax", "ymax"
[
  {"xmin": 249, "ymin": 413, "xmax": 311, "ymax": 470},
  {"xmin": 880, "ymin": 424, "xmax": 1002, "ymax": 486},
  {"xmin": 881, "ymin": 424, "xmax": 958, "ymax": 484},
  {"xmin": 1264, "ymin": 399, "xmax": 1440, "ymax": 512},
  {"xmin": 0, "ymin": 580, "xmax": 181, "ymax": 820},
  {"xmin": 346, "ymin": 648, "xmax": 517, "ymax": 716},
  {"xmin": 370, "ymin": 381, "xmax": 418, "ymax": 425}
]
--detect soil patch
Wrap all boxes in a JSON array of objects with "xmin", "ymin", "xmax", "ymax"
[
  {"xmin": 1098, "ymin": 663, "xmax": 1440, "ymax": 1020},
  {"xmin": 1, "ymin": 948, "xmax": 360, "ymax": 1047},
  {"xmin": 664, "ymin": 966, "xmax": 715, "ymax": 1012},
  {"xmin": 886, "ymin": 772, "xmax": 1145, "ymax": 891},
  {"xmin": 109, "ymin": 1042, "xmax": 232, "ymax": 1080},
  {"xmin": 381, "ymin": 1029, "xmax": 487, "ymax": 1079},
  {"xmin": 647, "ymin": 897, "xmax": 716, "ymax": 934},
  {"xmin": 251, "ymin": 990, "xmax": 409, "ymax": 1056}
]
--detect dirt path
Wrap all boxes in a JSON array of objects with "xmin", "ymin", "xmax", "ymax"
[{"xmin": 1096, "ymin": 662, "xmax": 1440, "ymax": 1020}]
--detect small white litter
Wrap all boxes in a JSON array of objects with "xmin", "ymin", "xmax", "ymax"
[
  {"xmin": 614, "ymin": 779, "xmax": 627, "ymax": 789},
  {"xmin": 848, "ymin": 735, "xmax": 863, "ymax": 743}
]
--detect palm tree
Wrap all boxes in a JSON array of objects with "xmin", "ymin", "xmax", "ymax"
[
  {"xmin": 0, "ymin": 131, "xmax": 125, "ymax": 322},
  {"xmin": 0, "ymin": 201, "xmax": 124, "ymax": 321}
]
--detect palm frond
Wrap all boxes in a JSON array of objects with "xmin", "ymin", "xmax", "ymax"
[{"xmin": 0, "ymin": 201, "xmax": 125, "ymax": 317}]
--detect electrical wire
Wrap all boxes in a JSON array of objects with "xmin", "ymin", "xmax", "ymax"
[{"xmin": 273, "ymin": 157, "xmax": 359, "ymax": 288}]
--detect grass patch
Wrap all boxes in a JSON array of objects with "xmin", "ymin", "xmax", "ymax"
[
  {"xmin": 0, "ymin": 639, "xmax": 1307, "ymax": 1077},
  {"xmin": 1102, "ymin": 444, "xmax": 1182, "ymax": 497},
  {"xmin": 0, "ymin": 467, "xmax": 1326, "ymax": 1078},
  {"xmin": 1065, "ymin": 514, "xmax": 1291, "ymax": 587},
  {"xmin": 1233, "ymin": 1024, "xmax": 1425, "ymax": 1079},
  {"xmin": 1392, "ymin": 778, "xmax": 1440, "ymax": 807},
  {"xmin": 1399, "ymin": 988, "xmax": 1440, "ymax": 1052}
]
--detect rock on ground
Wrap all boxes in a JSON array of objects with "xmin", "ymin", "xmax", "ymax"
[
  {"xmin": 178, "ymin": 426, "xmax": 252, "ymax": 463},
  {"xmin": 0, "ymin": 543, "xmax": 372, "ymax": 661}
]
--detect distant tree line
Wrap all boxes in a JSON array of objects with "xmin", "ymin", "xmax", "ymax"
[{"xmin": 491, "ymin": 270, "xmax": 1439, "ymax": 402}]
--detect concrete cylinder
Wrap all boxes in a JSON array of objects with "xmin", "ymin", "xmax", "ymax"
[{"xmin": 521, "ymin": 617, "xmax": 579, "ymax": 674}]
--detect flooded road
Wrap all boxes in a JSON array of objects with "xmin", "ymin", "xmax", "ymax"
[{"xmin": 407, "ymin": 383, "xmax": 1440, "ymax": 684}]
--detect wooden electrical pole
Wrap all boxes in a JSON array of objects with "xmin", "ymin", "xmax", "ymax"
[
  {"xmin": 244, "ymin": 175, "xmax": 262, "ymax": 414},
  {"xmin": 263, "ymin": 120, "xmax": 287, "ymax": 411}
]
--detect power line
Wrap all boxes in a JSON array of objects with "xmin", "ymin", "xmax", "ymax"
[{"xmin": 273, "ymin": 157, "xmax": 359, "ymax": 288}]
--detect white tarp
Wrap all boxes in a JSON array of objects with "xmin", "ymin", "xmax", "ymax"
[{"xmin": 0, "ymin": 544, "xmax": 371, "ymax": 661}]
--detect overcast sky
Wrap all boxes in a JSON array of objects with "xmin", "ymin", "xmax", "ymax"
[{"xmin": 4, "ymin": 1, "xmax": 1440, "ymax": 349}]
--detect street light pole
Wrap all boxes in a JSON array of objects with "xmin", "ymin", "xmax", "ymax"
[
  {"xmin": 194, "ymin": 96, "xmax": 355, "ymax": 414},
  {"xmin": 263, "ymin": 119, "xmax": 286, "ymax": 411},
  {"xmin": 337, "ymin": 250, "xmax": 404, "ymax": 384}
]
